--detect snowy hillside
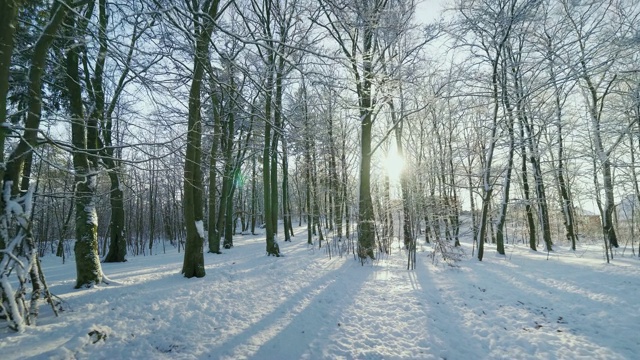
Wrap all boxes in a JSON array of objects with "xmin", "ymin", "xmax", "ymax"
[{"xmin": 1, "ymin": 228, "xmax": 639, "ymax": 359}]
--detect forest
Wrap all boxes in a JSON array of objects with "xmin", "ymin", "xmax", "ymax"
[{"xmin": 1, "ymin": 0, "xmax": 639, "ymax": 342}]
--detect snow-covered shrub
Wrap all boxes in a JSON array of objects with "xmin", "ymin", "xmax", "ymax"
[
  {"xmin": 429, "ymin": 236, "xmax": 464, "ymax": 266},
  {"xmin": 0, "ymin": 182, "xmax": 57, "ymax": 332}
]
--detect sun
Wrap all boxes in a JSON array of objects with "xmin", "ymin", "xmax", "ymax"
[{"xmin": 384, "ymin": 147, "xmax": 405, "ymax": 181}]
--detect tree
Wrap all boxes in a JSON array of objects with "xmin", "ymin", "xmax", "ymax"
[
  {"xmin": 2, "ymin": 0, "xmax": 72, "ymax": 204},
  {"xmin": 62, "ymin": 3, "xmax": 106, "ymax": 288},
  {"xmin": 103, "ymin": 1, "xmax": 159, "ymax": 262},
  {"xmin": 1, "ymin": 1, "xmax": 91, "ymax": 326},
  {"xmin": 452, "ymin": 0, "xmax": 522, "ymax": 260},
  {"xmin": 239, "ymin": 0, "xmax": 312, "ymax": 255},
  {"xmin": 0, "ymin": 0, "xmax": 23, "ymax": 186},
  {"xmin": 155, "ymin": 0, "xmax": 225, "ymax": 277},
  {"xmin": 540, "ymin": 3, "xmax": 579, "ymax": 250},
  {"xmin": 214, "ymin": 57, "xmax": 241, "ymax": 251},
  {"xmin": 494, "ymin": 52, "xmax": 516, "ymax": 256},
  {"xmin": 561, "ymin": 0, "xmax": 633, "ymax": 251},
  {"xmin": 207, "ymin": 69, "xmax": 223, "ymax": 254},
  {"xmin": 376, "ymin": 0, "xmax": 431, "ymax": 260},
  {"xmin": 319, "ymin": 0, "xmax": 392, "ymax": 262},
  {"xmin": 1, "ymin": 0, "xmax": 66, "ymax": 317}
]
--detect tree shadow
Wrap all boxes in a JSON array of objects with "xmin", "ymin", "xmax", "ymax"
[
  {"xmin": 205, "ymin": 257, "xmax": 367, "ymax": 359},
  {"xmin": 412, "ymin": 260, "xmax": 487, "ymax": 359}
]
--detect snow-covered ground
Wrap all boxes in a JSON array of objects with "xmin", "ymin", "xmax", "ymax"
[{"xmin": 1, "ymin": 227, "xmax": 639, "ymax": 359}]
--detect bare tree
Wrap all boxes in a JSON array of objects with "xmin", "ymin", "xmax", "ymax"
[
  {"xmin": 452, "ymin": 0, "xmax": 524, "ymax": 260},
  {"xmin": 63, "ymin": 2, "xmax": 106, "ymax": 287},
  {"xmin": 153, "ymin": 0, "xmax": 226, "ymax": 277},
  {"xmin": 561, "ymin": 0, "xmax": 637, "ymax": 251},
  {"xmin": 319, "ymin": 0, "xmax": 393, "ymax": 261}
]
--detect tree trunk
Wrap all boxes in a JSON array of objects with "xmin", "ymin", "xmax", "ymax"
[
  {"xmin": 65, "ymin": 11, "xmax": 103, "ymax": 288},
  {"xmin": 305, "ymin": 154, "xmax": 313, "ymax": 245},
  {"xmin": 182, "ymin": 1, "xmax": 221, "ymax": 277},
  {"xmin": 224, "ymin": 181, "xmax": 234, "ymax": 248},
  {"xmin": 356, "ymin": 20, "xmax": 377, "ymax": 261},
  {"xmin": 476, "ymin": 55, "xmax": 501, "ymax": 261},
  {"xmin": 148, "ymin": 162, "xmax": 156, "ymax": 254},
  {"xmin": 217, "ymin": 92, "xmax": 235, "ymax": 250},
  {"xmin": 282, "ymin": 135, "xmax": 292, "ymax": 241},
  {"xmin": 448, "ymin": 143, "xmax": 461, "ymax": 247},
  {"xmin": 601, "ymin": 162, "xmax": 619, "ymax": 248},
  {"xmin": 519, "ymin": 120, "xmax": 537, "ymax": 251},
  {"xmin": 269, "ymin": 78, "xmax": 282, "ymax": 243},
  {"xmin": 358, "ymin": 111, "xmax": 376, "ymax": 260},
  {"xmin": 547, "ymin": 39, "xmax": 578, "ymax": 251},
  {"xmin": 629, "ymin": 119, "xmax": 640, "ymax": 255},
  {"xmin": 208, "ymin": 88, "xmax": 222, "ymax": 253},
  {"xmin": 340, "ymin": 124, "xmax": 349, "ymax": 239},
  {"xmin": 467, "ymin": 171, "xmax": 476, "ymax": 242},
  {"xmin": 517, "ymin": 92, "xmax": 552, "ymax": 251},
  {"xmin": 525, "ymin": 125, "xmax": 553, "ymax": 251},
  {"xmin": 100, "ymin": 0, "xmax": 151, "ymax": 261},
  {"xmin": 569, "ymin": 1, "xmax": 620, "ymax": 249},
  {"xmin": 251, "ymin": 154, "xmax": 257, "ymax": 235},
  {"xmin": 103, "ymin": 169, "xmax": 126, "ymax": 262},
  {"xmin": 329, "ymin": 113, "xmax": 343, "ymax": 240},
  {"xmin": 1, "ymin": 2, "xmax": 71, "ymax": 283},
  {"xmin": 263, "ymin": 60, "xmax": 279, "ymax": 256},
  {"xmin": 311, "ymin": 148, "xmax": 324, "ymax": 247},
  {"xmin": 306, "ymin": 159, "xmax": 313, "ymax": 245},
  {"xmin": 0, "ymin": 0, "xmax": 22, "ymax": 186},
  {"xmin": 495, "ymin": 58, "xmax": 515, "ymax": 255}
]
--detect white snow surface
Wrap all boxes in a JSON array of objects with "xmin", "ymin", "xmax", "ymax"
[
  {"xmin": 195, "ymin": 220, "xmax": 205, "ymax": 239},
  {"xmin": 1, "ymin": 227, "xmax": 639, "ymax": 359}
]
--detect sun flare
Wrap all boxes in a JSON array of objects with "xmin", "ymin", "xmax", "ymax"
[{"xmin": 383, "ymin": 148, "xmax": 405, "ymax": 180}]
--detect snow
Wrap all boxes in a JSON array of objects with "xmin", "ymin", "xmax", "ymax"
[
  {"xmin": 0, "ymin": 274, "xmax": 23, "ymax": 332},
  {"xmin": 195, "ymin": 220, "xmax": 205, "ymax": 239},
  {"xmin": 1, "ymin": 225, "xmax": 639, "ymax": 359},
  {"xmin": 84, "ymin": 206, "xmax": 98, "ymax": 226}
]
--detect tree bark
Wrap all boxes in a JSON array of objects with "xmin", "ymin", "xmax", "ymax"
[
  {"xmin": 101, "ymin": 1, "xmax": 149, "ymax": 262},
  {"xmin": 217, "ymin": 84, "xmax": 235, "ymax": 250},
  {"xmin": 282, "ymin": 133, "xmax": 293, "ymax": 241},
  {"xmin": 182, "ymin": 0, "xmax": 222, "ymax": 277},
  {"xmin": 263, "ymin": 56, "xmax": 279, "ymax": 256},
  {"xmin": 65, "ymin": 10, "xmax": 104, "ymax": 288},
  {"xmin": 208, "ymin": 86, "xmax": 222, "ymax": 253},
  {"xmin": 251, "ymin": 154, "xmax": 257, "ymax": 235},
  {"xmin": 0, "ymin": 0, "xmax": 23, "ymax": 188},
  {"xmin": 518, "ymin": 118, "xmax": 537, "ymax": 251},
  {"xmin": 3, "ymin": 0, "xmax": 70, "ymax": 195},
  {"xmin": 545, "ymin": 34, "xmax": 578, "ymax": 251},
  {"xmin": 517, "ymin": 72, "xmax": 553, "ymax": 252},
  {"xmin": 495, "ymin": 55, "xmax": 515, "ymax": 255},
  {"xmin": 355, "ymin": 5, "xmax": 379, "ymax": 261},
  {"xmin": 328, "ymin": 105, "xmax": 343, "ymax": 240}
]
